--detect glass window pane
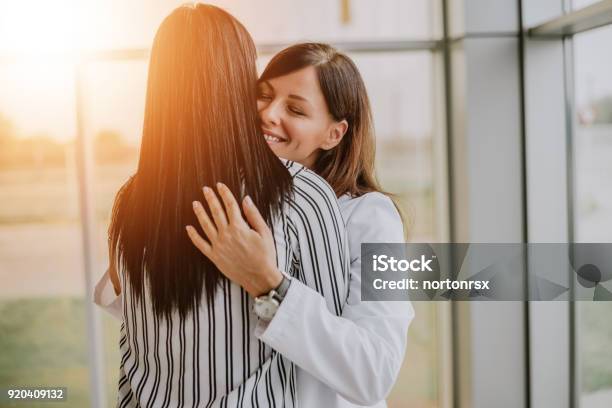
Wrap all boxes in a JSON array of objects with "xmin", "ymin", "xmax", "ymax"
[
  {"xmin": 345, "ymin": 51, "xmax": 442, "ymax": 407},
  {"xmin": 227, "ymin": 0, "xmax": 441, "ymax": 43},
  {"xmin": 572, "ymin": 0, "xmax": 605, "ymax": 11},
  {"xmin": 349, "ymin": 52, "xmax": 436, "ymax": 242},
  {"xmin": 1, "ymin": 2, "xmax": 444, "ymax": 407},
  {"xmin": 0, "ymin": 61, "xmax": 92, "ymax": 407},
  {"xmin": 573, "ymin": 24, "xmax": 612, "ymax": 408},
  {"xmin": 0, "ymin": 1, "xmax": 440, "ymax": 54}
]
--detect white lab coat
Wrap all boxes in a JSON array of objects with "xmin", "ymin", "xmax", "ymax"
[{"xmin": 94, "ymin": 191, "xmax": 414, "ymax": 407}]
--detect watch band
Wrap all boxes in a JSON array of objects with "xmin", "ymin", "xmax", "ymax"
[{"xmin": 273, "ymin": 274, "xmax": 291, "ymax": 300}]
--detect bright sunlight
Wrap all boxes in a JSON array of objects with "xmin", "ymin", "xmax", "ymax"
[{"xmin": 0, "ymin": 0, "xmax": 99, "ymax": 56}]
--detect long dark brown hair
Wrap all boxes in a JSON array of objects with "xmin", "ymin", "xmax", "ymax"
[
  {"xmin": 259, "ymin": 43, "xmax": 404, "ymax": 218},
  {"xmin": 109, "ymin": 4, "xmax": 292, "ymax": 319}
]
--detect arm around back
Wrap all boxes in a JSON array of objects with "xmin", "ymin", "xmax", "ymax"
[{"xmin": 257, "ymin": 192, "xmax": 414, "ymax": 405}]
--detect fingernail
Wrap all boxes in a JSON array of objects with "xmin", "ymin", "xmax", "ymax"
[
  {"xmin": 203, "ymin": 186, "xmax": 211, "ymax": 195},
  {"xmin": 216, "ymin": 182, "xmax": 224, "ymax": 189},
  {"xmin": 245, "ymin": 195, "xmax": 253, "ymax": 206},
  {"xmin": 192, "ymin": 201, "xmax": 200, "ymax": 209}
]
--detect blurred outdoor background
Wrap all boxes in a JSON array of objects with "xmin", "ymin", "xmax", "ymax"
[{"xmin": 0, "ymin": 0, "xmax": 611, "ymax": 407}]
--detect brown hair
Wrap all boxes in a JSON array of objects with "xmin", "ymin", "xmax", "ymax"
[
  {"xmin": 109, "ymin": 4, "xmax": 292, "ymax": 319},
  {"xmin": 260, "ymin": 43, "xmax": 404, "ymax": 216}
]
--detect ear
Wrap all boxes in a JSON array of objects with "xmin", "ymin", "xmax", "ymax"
[{"xmin": 321, "ymin": 119, "xmax": 348, "ymax": 150}]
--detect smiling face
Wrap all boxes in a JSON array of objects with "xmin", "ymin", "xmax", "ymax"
[{"xmin": 257, "ymin": 66, "xmax": 348, "ymax": 169}]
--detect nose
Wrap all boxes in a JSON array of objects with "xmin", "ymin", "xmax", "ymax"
[{"xmin": 259, "ymin": 99, "xmax": 281, "ymax": 127}]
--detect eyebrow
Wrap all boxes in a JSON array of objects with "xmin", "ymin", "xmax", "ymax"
[
  {"xmin": 288, "ymin": 94, "xmax": 308, "ymax": 103},
  {"xmin": 260, "ymin": 80, "xmax": 310, "ymax": 105}
]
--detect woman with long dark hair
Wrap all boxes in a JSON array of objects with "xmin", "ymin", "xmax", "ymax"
[
  {"xmin": 186, "ymin": 43, "xmax": 415, "ymax": 407},
  {"xmin": 95, "ymin": 5, "xmax": 348, "ymax": 407}
]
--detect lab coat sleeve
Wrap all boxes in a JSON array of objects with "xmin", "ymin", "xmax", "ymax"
[
  {"xmin": 255, "ymin": 193, "xmax": 414, "ymax": 405},
  {"xmin": 93, "ymin": 268, "xmax": 123, "ymax": 321}
]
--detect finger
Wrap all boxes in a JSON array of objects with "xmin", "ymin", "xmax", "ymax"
[
  {"xmin": 203, "ymin": 186, "xmax": 228, "ymax": 229},
  {"xmin": 216, "ymin": 183, "xmax": 247, "ymax": 227},
  {"xmin": 242, "ymin": 196, "xmax": 271, "ymax": 236},
  {"xmin": 192, "ymin": 200, "xmax": 218, "ymax": 241},
  {"xmin": 186, "ymin": 225, "xmax": 213, "ymax": 257}
]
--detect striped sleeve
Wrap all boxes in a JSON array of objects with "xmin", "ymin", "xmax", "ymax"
[{"xmin": 283, "ymin": 161, "xmax": 350, "ymax": 315}]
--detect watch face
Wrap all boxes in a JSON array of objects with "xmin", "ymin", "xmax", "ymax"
[{"xmin": 254, "ymin": 297, "xmax": 279, "ymax": 320}]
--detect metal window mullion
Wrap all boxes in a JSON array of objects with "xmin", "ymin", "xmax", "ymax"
[
  {"xmin": 0, "ymin": 40, "xmax": 442, "ymax": 63},
  {"xmin": 517, "ymin": 2, "xmax": 532, "ymax": 407},
  {"xmin": 257, "ymin": 40, "xmax": 441, "ymax": 55},
  {"xmin": 74, "ymin": 60, "xmax": 107, "ymax": 408},
  {"xmin": 439, "ymin": 2, "xmax": 458, "ymax": 408},
  {"xmin": 562, "ymin": 34, "xmax": 580, "ymax": 408},
  {"xmin": 523, "ymin": 0, "xmax": 574, "ymax": 405},
  {"xmin": 528, "ymin": 0, "xmax": 612, "ymax": 36}
]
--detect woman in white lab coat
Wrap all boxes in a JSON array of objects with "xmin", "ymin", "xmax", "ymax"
[{"xmin": 187, "ymin": 43, "xmax": 415, "ymax": 407}]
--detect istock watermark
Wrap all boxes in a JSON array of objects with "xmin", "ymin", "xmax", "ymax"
[
  {"xmin": 372, "ymin": 255, "xmax": 435, "ymax": 272},
  {"xmin": 361, "ymin": 243, "xmax": 612, "ymax": 301}
]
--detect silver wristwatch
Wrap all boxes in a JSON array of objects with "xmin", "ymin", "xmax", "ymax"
[{"xmin": 253, "ymin": 273, "xmax": 292, "ymax": 321}]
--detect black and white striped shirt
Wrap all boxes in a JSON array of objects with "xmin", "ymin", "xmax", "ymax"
[{"xmin": 115, "ymin": 160, "xmax": 349, "ymax": 407}]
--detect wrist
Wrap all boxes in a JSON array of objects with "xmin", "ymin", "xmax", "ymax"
[{"xmin": 251, "ymin": 267, "xmax": 283, "ymax": 298}]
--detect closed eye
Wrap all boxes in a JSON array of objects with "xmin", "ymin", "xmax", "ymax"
[
  {"xmin": 257, "ymin": 93, "xmax": 273, "ymax": 101},
  {"xmin": 288, "ymin": 106, "xmax": 305, "ymax": 116}
]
